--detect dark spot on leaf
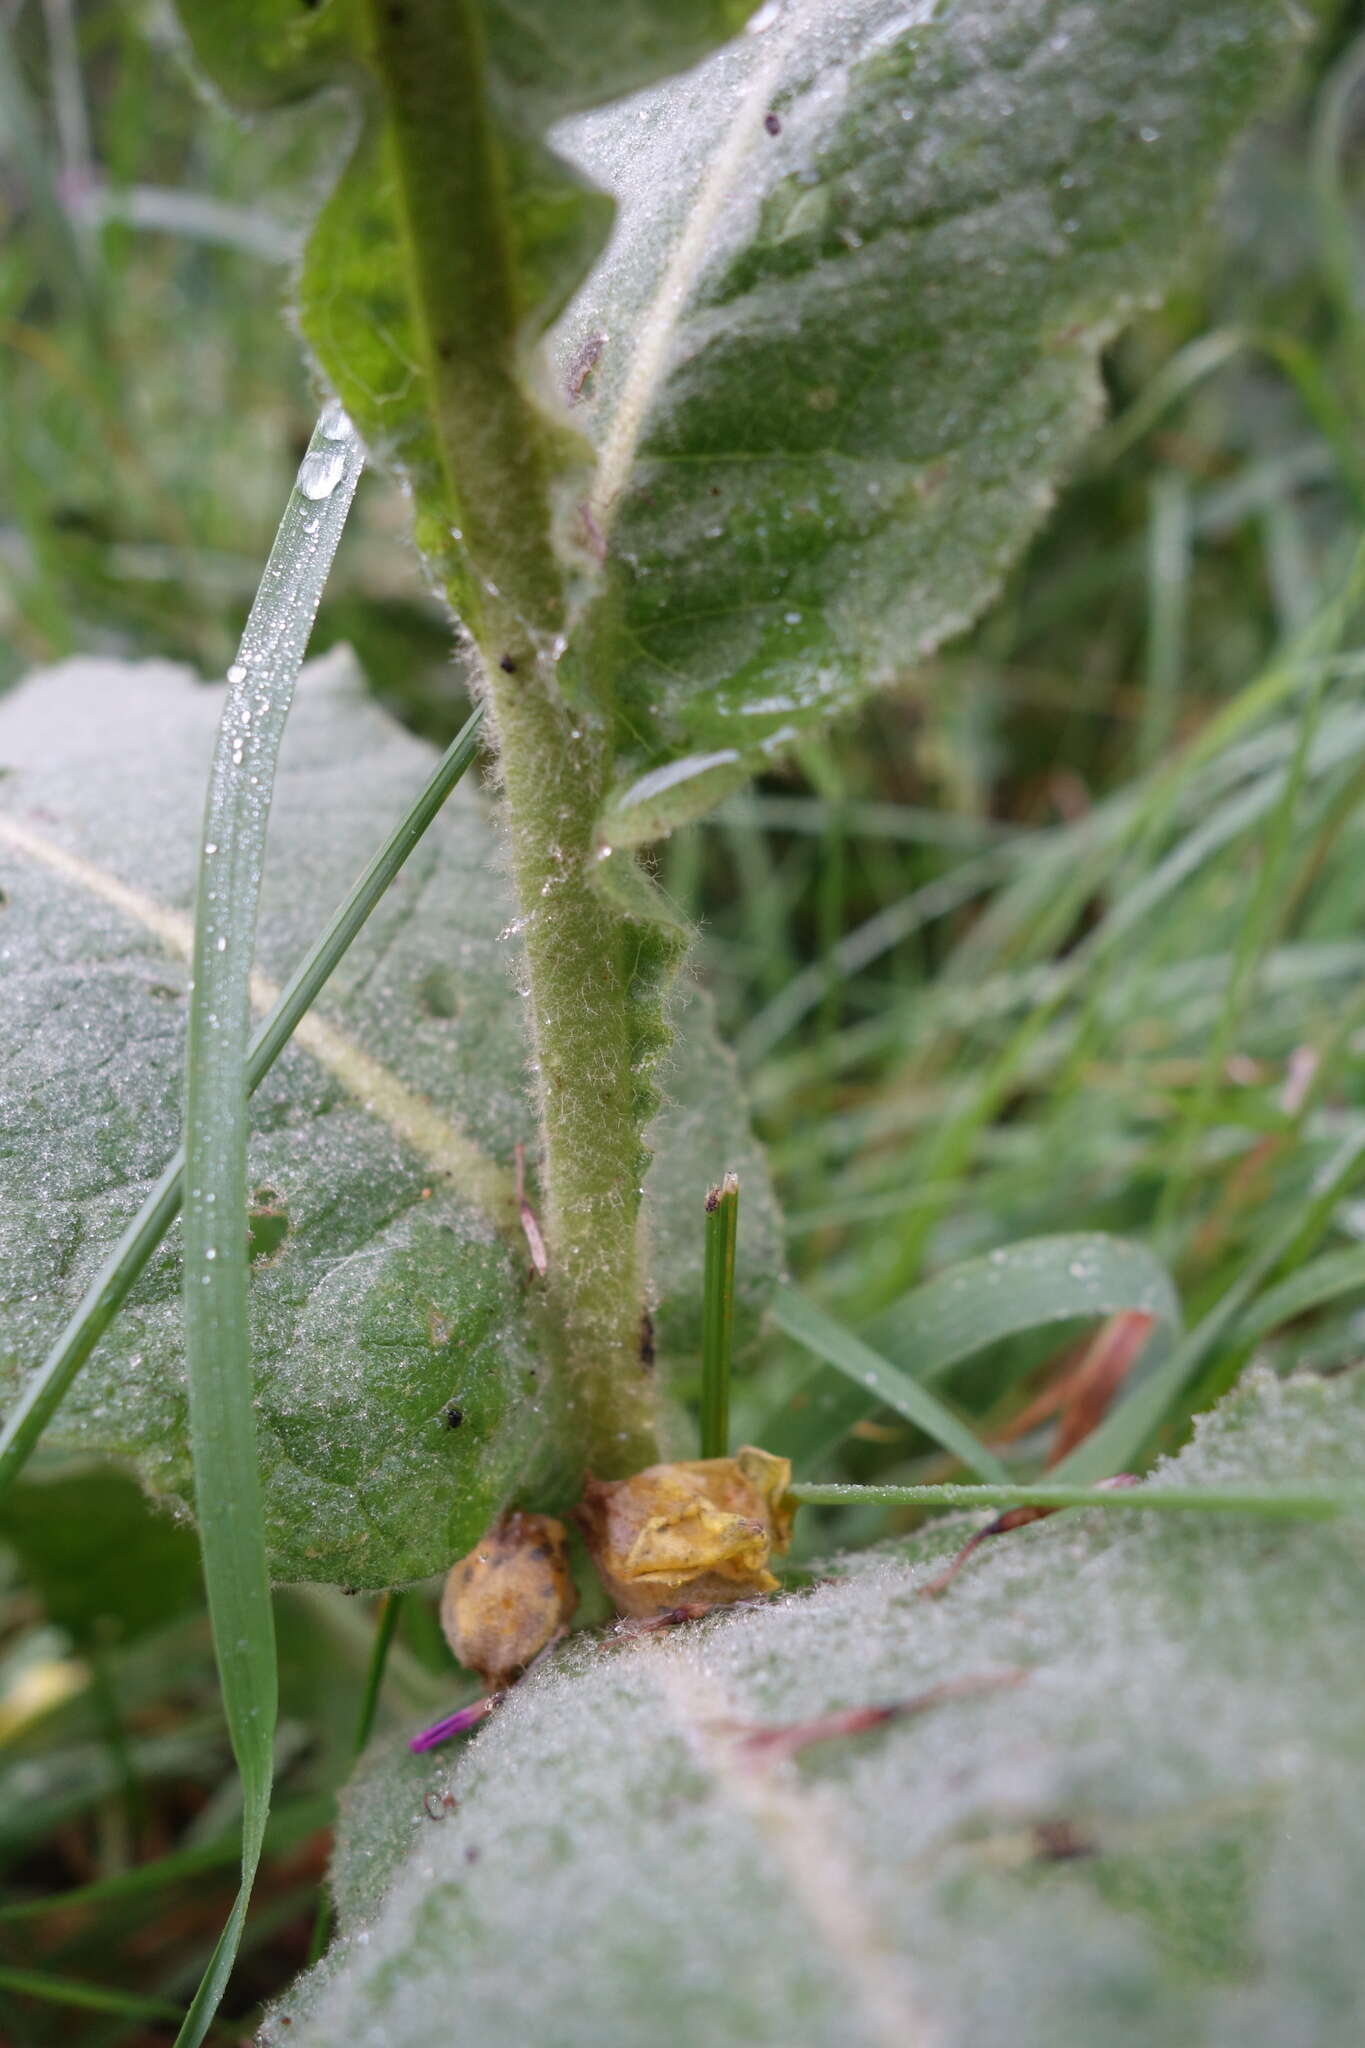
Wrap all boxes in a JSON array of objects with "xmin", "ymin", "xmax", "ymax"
[
  {"xmin": 499, "ymin": 653, "xmax": 517, "ymax": 673},
  {"xmin": 1033, "ymin": 1819, "xmax": 1096, "ymax": 1862},
  {"xmin": 417, "ymin": 966, "xmax": 462, "ymax": 1020},
  {"xmin": 639, "ymin": 1310, "xmax": 655, "ymax": 1370},
  {"xmin": 247, "ymin": 1193, "xmax": 289, "ymax": 1264},
  {"xmin": 565, "ymin": 330, "xmax": 606, "ymax": 404},
  {"xmin": 764, "ymin": 111, "xmax": 782, "ymax": 135},
  {"xmin": 444, "ymin": 1405, "xmax": 464, "ymax": 1430}
]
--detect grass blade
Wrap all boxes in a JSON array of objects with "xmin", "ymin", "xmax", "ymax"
[
  {"xmin": 0, "ymin": 705, "xmax": 485, "ymax": 1502},
  {"xmin": 1155, "ymin": 635, "xmax": 1332, "ymax": 1234},
  {"xmin": 174, "ymin": 406, "xmax": 363, "ymax": 2048},
  {"xmin": 1056, "ymin": 1125, "xmax": 1365, "ymax": 1484},
  {"xmin": 758, "ymin": 1234, "xmax": 1179, "ymax": 1471},
  {"xmin": 0, "ymin": 1966, "xmax": 182, "ymax": 2023},
  {"xmin": 0, "ymin": 1795, "xmax": 332, "ymax": 1922},
  {"xmin": 306, "ymin": 1589, "xmax": 406, "ymax": 1966},
  {"xmin": 788, "ymin": 1479, "xmax": 1365, "ymax": 1519},
  {"xmin": 700, "ymin": 1174, "xmax": 739, "ymax": 1458},
  {"xmin": 769, "ymin": 1285, "xmax": 1012, "ymax": 1484},
  {"xmin": 1237, "ymin": 1242, "xmax": 1365, "ymax": 1342}
]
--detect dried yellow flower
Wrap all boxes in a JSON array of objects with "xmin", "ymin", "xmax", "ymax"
[
  {"xmin": 576, "ymin": 1446, "xmax": 795, "ymax": 1619},
  {"xmin": 440, "ymin": 1511, "xmax": 577, "ymax": 1689}
]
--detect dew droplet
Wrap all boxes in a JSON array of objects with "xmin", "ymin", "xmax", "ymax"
[
  {"xmin": 319, "ymin": 397, "xmax": 353, "ymax": 440},
  {"xmin": 298, "ymin": 446, "xmax": 347, "ymax": 501}
]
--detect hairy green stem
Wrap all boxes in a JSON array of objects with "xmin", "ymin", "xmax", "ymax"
[{"xmin": 363, "ymin": 0, "xmax": 656, "ymax": 1469}]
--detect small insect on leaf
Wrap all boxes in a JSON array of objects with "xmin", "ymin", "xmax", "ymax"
[
  {"xmin": 439, "ymin": 1511, "xmax": 576, "ymax": 1690},
  {"xmin": 576, "ymin": 1445, "xmax": 795, "ymax": 1619}
]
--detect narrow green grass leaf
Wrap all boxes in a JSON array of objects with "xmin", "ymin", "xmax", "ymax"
[
  {"xmin": 0, "ymin": 1795, "xmax": 333, "ymax": 1922},
  {"xmin": 699, "ymin": 1175, "xmax": 739, "ymax": 1458},
  {"xmin": 1056, "ymin": 1126, "xmax": 1365, "ymax": 1484},
  {"xmin": 1237, "ymin": 1243, "xmax": 1365, "ymax": 1342},
  {"xmin": 0, "ymin": 1966, "xmax": 182, "ymax": 2023},
  {"xmin": 862, "ymin": 540, "xmax": 1365, "ymax": 1303},
  {"xmin": 1156, "ymin": 627, "xmax": 1337, "ymax": 1233},
  {"xmin": 174, "ymin": 407, "xmax": 363, "ymax": 2048},
  {"xmin": 788, "ymin": 1479, "xmax": 1365, "ymax": 1519},
  {"xmin": 760, "ymin": 1234, "xmax": 1178, "ymax": 1471},
  {"xmin": 307, "ymin": 1590, "xmax": 405, "ymax": 1967},
  {"xmin": 0, "ymin": 702, "xmax": 484, "ymax": 1506},
  {"xmin": 1139, "ymin": 473, "xmax": 1191, "ymax": 771},
  {"xmin": 1309, "ymin": 27, "xmax": 1365, "ymax": 335},
  {"xmin": 737, "ymin": 849, "xmax": 1015, "ymax": 1067},
  {"xmin": 769, "ymin": 1285, "xmax": 1011, "ymax": 1484}
]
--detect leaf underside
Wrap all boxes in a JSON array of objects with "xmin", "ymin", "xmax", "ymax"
[
  {"xmin": 274, "ymin": 1366, "xmax": 1365, "ymax": 2046},
  {"xmin": 0, "ymin": 653, "xmax": 780, "ymax": 1584}
]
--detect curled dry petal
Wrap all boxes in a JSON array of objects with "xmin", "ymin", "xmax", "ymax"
[
  {"xmin": 576, "ymin": 1445, "xmax": 795, "ymax": 1619},
  {"xmin": 440, "ymin": 1511, "xmax": 577, "ymax": 1690}
]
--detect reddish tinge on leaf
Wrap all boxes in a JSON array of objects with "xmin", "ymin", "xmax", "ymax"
[
  {"xmin": 577, "ymin": 1446, "xmax": 795, "ymax": 1619},
  {"xmin": 998, "ymin": 1310, "xmax": 1155, "ymax": 1465},
  {"xmin": 440, "ymin": 1511, "xmax": 576, "ymax": 1689}
]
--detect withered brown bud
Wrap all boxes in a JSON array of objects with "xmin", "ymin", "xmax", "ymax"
[
  {"xmin": 576, "ymin": 1445, "xmax": 796, "ymax": 1619},
  {"xmin": 440, "ymin": 1511, "xmax": 576, "ymax": 1690}
]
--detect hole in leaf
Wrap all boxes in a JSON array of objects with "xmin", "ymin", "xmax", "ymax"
[
  {"xmin": 248, "ymin": 1190, "xmax": 290, "ymax": 1263},
  {"xmin": 416, "ymin": 966, "xmax": 462, "ymax": 1020}
]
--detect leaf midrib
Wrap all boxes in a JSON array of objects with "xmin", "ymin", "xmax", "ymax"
[
  {"xmin": 0, "ymin": 810, "xmax": 516, "ymax": 1229},
  {"xmin": 587, "ymin": 9, "xmax": 801, "ymax": 534}
]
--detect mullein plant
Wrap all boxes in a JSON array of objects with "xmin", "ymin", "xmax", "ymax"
[{"xmin": 7, "ymin": 5, "xmax": 1362, "ymax": 2045}]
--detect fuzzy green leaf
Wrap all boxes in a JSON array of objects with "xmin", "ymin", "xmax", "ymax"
[
  {"xmin": 173, "ymin": 0, "xmax": 758, "ymax": 635},
  {"xmin": 161, "ymin": 0, "xmax": 1298, "ymax": 1462},
  {"xmin": 271, "ymin": 1365, "xmax": 1365, "ymax": 2045},
  {"xmin": 0, "ymin": 653, "xmax": 779, "ymax": 1585},
  {"xmin": 561, "ymin": 0, "xmax": 1299, "ymax": 835}
]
